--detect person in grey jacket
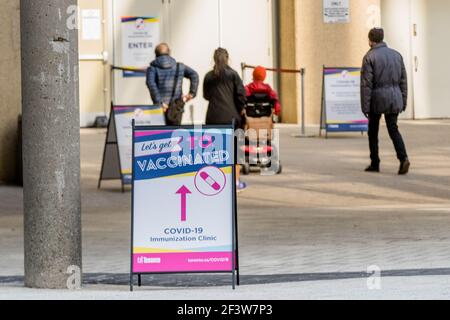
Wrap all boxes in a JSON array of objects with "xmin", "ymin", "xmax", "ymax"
[
  {"xmin": 361, "ymin": 28, "xmax": 410, "ymax": 175},
  {"xmin": 146, "ymin": 43, "xmax": 199, "ymax": 124}
]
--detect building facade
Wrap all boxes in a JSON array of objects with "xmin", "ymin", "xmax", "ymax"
[{"xmin": 1, "ymin": 0, "xmax": 450, "ymax": 182}]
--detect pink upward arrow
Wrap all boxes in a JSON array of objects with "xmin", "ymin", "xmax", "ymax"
[{"xmin": 176, "ymin": 185, "xmax": 192, "ymax": 222}]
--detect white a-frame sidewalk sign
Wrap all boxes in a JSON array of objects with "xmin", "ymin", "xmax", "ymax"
[
  {"xmin": 130, "ymin": 122, "xmax": 240, "ymax": 290},
  {"xmin": 98, "ymin": 104, "xmax": 165, "ymax": 192}
]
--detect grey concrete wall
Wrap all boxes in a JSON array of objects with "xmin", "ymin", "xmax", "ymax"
[
  {"xmin": 279, "ymin": 0, "xmax": 381, "ymax": 125},
  {"xmin": 295, "ymin": 0, "xmax": 381, "ymax": 125},
  {"xmin": 0, "ymin": 0, "xmax": 21, "ymax": 183}
]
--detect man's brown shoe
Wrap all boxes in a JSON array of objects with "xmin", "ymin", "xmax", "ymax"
[{"xmin": 398, "ymin": 159, "xmax": 410, "ymax": 175}]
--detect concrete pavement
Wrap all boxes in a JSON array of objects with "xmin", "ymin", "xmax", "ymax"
[
  {"xmin": 1, "ymin": 120, "xmax": 450, "ymax": 299},
  {"xmin": 3, "ymin": 275, "xmax": 450, "ymax": 300}
]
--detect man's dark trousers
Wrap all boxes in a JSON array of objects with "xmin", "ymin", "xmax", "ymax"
[{"xmin": 368, "ymin": 113, "xmax": 408, "ymax": 167}]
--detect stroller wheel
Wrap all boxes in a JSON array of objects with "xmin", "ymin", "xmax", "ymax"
[
  {"xmin": 275, "ymin": 162, "xmax": 282, "ymax": 175},
  {"xmin": 242, "ymin": 164, "xmax": 251, "ymax": 175}
]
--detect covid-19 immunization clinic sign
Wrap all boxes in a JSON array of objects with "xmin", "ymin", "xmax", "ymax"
[
  {"xmin": 130, "ymin": 123, "xmax": 239, "ymax": 290},
  {"xmin": 320, "ymin": 67, "xmax": 368, "ymax": 137},
  {"xmin": 121, "ymin": 16, "xmax": 160, "ymax": 77}
]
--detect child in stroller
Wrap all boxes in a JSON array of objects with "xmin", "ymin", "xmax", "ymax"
[
  {"xmin": 242, "ymin": 66, "xmax": 282, "ymax": 175},
  {"xmin": 245, "ymin": 66, "xmax": 281, "ymax": 121}
]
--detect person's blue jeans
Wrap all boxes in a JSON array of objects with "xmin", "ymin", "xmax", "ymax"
[{"xmin": 368, "ymin": 113, "xmax": 408, "ymax": 166}]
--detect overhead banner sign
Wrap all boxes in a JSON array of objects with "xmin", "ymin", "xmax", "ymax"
[
  {"xmin": 323, "ymin": 0, "xmax": 350, "ymax": 24},
  {"xmin": 121, "ymin": 17, "xmax": 160, "ymax": 77},
  {"xmin": 130, "ymin": 125, "xmax": 239, "ymax": 290},
  {"xmin": 320, "ymin": 67, "xmax": 368, "ymax": 136},
  {"xmin": 98, "ymin": 105, "xmax": 165, "ymax": 191}
]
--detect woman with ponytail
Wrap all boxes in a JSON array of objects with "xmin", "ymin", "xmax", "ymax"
[
  {"xmin": 204, "ymin": 48, "xmax": 246, "ymax": 129},
  {"xmin": 203, "ymin": 48, "xmax": 248, "ymax": 191}
]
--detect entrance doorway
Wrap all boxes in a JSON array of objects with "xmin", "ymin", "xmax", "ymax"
[
  {"xmin": 382, "ymin": 0, "xmax": 450, "ymax": 119},
  {"xmin": 78, "ymin": 0, "xmax": 110, "ymax": 127},
  {"xmin": 78, "ymin": 0, "xmax": 276, "ymax": 127}
]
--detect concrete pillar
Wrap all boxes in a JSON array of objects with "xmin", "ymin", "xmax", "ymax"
[
  {"xmin": 278, "ymin": 0, "xmax": 298, "ymax": 124},
  {"xmin": 21, "ymin": 0, "xmax": 82, "ymax": 289}
]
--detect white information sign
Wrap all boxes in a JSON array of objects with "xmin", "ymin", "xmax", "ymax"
[
  {"xmin": 324, "ymin": 0, "xmax": 350, "ymax": 24},
  {"xmin": 82, "ymin": 9, "xmax": 102, "ymax": 40}
]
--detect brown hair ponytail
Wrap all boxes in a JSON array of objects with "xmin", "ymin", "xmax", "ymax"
[{"xmin": 213, "ymin": 48, "xmax": 229, "ymax": 77}]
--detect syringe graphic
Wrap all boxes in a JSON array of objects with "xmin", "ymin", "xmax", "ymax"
[{"xmin": 200, "ymin": 171, "xmax": 221, "ymax": 191}]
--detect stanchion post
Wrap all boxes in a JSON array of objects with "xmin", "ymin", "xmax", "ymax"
[
  {"xmin": 300, "ymin": 68, "xmax": 306, "ymax": 136},
  {"xmin": 241, "ymin": 63, "xmax": 313, "ymax": 138},
  {"xmin": 110, "ymin": 65, "xmax": 115, "ymax": 105},
  {"xmin": 241, "ymin": 63, "xmax": 246, "ymax": 84},
  {"xmin": 292, "ymin": 67, "xmax": 314, "ymax": 138}
]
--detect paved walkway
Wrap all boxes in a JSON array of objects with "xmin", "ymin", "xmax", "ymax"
[{"xmin": 1, "ymin": 120, "xmax": 450, "ymax": 299}]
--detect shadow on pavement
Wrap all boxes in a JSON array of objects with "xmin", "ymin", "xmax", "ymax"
[{"xmin": 2, "ymin": 268, "xmax": 450, "ymax": 288}]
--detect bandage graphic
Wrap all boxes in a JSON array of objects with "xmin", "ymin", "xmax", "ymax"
[{"xmin": 200, "ymin": 171, "xmax": 221, "ymax": 191}]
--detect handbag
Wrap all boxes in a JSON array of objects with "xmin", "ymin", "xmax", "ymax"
[{"xmin": 166, "ymin": 63, "xmax": 185, "ymax": 125}]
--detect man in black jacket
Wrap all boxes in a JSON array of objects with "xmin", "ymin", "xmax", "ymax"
[{"xmin": 361, "ymin": 28, "xmax": 410, "ymax": 175}]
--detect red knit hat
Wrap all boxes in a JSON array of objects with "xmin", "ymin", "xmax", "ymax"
[{"xmin": 253, "ymin": 66, "xmax": 267, "ymax": 82}]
